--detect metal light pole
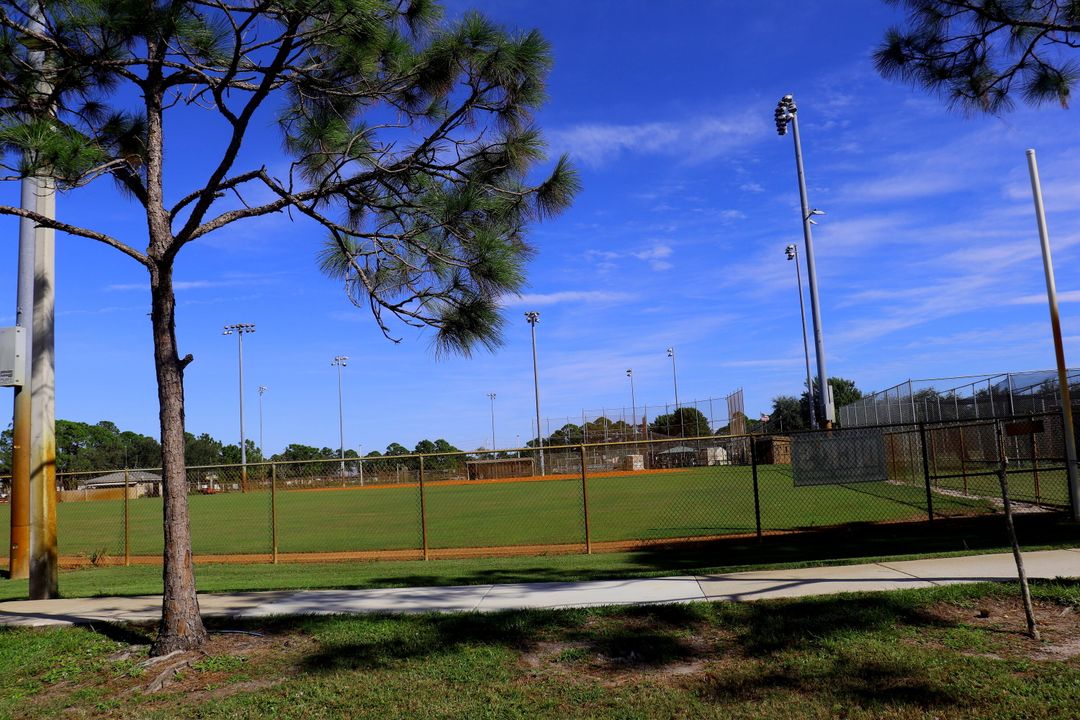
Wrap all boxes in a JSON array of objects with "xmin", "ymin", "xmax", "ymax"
[
  {"xmin": 1027, "ymin": 149, "xmax": 1080, "ymax": 519},
  {"xmin": 487, "ymin": 393, "xmax": 497, "ymax": 451},
  {"xmin": 667, "ymin": 347, "xmax": 681, "ymax": 436},
  {"xmin": 525, "ymin": 311, "xmax": 544, "ymax": 475},
  {"xmin": 223, "ymin": 323, "xmax": 255, "ymax": 491},
  {"xmin": 332, "ymin": 356, "xmax": 348, "ymax": 474},
  {"xmin": 627, "ymin": 368, "xmax": 637, "ymax": 437},
  {"xmin": 786, "ymin": 244, "xmax": 817, "ymax": 429},
  {"xmin": 666, "ymin": 348, "xmax": 680, "ymax": 408},
  {"xmin": 776, "ymin": 94, "xmax": 834, "ymax": 426},
  {"xmin": 258, "ymin": 386, "xmax": 267, "ymax": 455}
]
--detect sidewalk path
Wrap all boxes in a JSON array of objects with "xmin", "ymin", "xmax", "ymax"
[{"xmin": 3, "ymin": 549, "xmax": 1079, "ymax": 628}]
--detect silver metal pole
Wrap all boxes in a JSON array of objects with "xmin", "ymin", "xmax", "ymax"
[
  {"xmin": 668, "ymin": 348, "xmax": 680, "ymax": 409},
  {"xmin": 488, "ymin": 392, "xmax": 496, "ymax": 451},
  {"xmin": 238, "ymin": 331, "xmax": 247, "ymax": 474},
  {"xmin": 258, "ymin": 386, "xmax": 266, "ymax": 455},
  {"xmin": 526, "ymin": 312, "xmax": 544, "ymax": 475},
  {"xmin": 789, "ymin": 245, "xmax": 816, "ymax": 428},
  {"xmin": 337, "ymin": 362, "xmax": 345, "ymax": 473},
  {"xmin": 627, "ymin": 369, "xmax": 637, "ymax": 437},
  {"xmin": 786, "ymin": 103, "xmax": 834, "ymax": 425},
  {"xmin": 1027, "ymin": 148, "xmax": 1080, "ymax": 519}
]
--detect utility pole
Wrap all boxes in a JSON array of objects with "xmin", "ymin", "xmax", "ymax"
[{"xmin": 487, "ymin": 393, "xmax": 497, "ymax": 451}]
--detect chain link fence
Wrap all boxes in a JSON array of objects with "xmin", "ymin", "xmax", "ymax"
[
  {"xmin": 0, "ymin": 412, "xmax": 1073, "ymax": 566},
  {"xmin": 839, "ymin": 370, "xmax": 1080, "ymax": 426}
]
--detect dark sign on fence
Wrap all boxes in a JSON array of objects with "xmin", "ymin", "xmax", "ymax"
[{"xmin": 791, "ymin": 428, "xmax": 889, "ymax": 486}]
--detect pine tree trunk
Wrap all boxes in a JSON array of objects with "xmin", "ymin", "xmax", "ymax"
[{"xmin": 148, "ymin": 261, "xmax": 207, "ymax": 655}]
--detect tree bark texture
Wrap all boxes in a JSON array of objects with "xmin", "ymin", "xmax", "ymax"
[{"xmin": 147, "ymin": 262, "xmax": 207, "ymax": 655}]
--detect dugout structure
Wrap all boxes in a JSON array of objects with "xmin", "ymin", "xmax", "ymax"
[{"xmin": 466, "ymin": 457, "xmax": 536, "ymax": 481}]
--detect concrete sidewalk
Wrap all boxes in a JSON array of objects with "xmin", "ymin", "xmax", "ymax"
[{"xmin": 2, "ymin": 549, "xmax": 1079, "ymax": 628}]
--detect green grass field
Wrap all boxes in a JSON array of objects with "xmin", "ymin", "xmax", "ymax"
[
  {"xmin": 5, "ymin": 581, "xmax": 1080, "ymax": 719},
  {"xmin": 0, "ymin": 465, "xmax": 1014, "ymax": 560}
]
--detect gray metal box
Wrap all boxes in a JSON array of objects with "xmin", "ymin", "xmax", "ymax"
[{"xmin": 0, "ymin": 326, "xmax": 26, "ymax": 387}]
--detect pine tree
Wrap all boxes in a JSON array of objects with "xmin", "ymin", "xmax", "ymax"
[{"xmin": 0, "ymin": 0, "xmax": 576, "ymax": 653}]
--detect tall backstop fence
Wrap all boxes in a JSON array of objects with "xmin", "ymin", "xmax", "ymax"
[
  {"xmin": 838, "ymin": 369, "xmax": 1080, "ymax": 427},
  {"xmin": 0, "ymin": 412, "xmax": 1073, "ymax": 566}
]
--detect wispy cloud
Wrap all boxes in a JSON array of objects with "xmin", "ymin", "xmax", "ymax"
[
  {"xmin": 502, "ymin": 290, "xmax": 636, "ymax": 307},
  {"xmin": 548, "ymin": 112, "xmax": 766, "ymax": 168},
  {"xmin": 584, "ymin": 242, "xmax": 676, "ymax": 272},
  {"xmin": 1010, "ymin": 290, "xmax": 1080, "ymax": 305},
  {"xmin": 739, "ymin": 182, "xmax": 764, "ymax": 193}
]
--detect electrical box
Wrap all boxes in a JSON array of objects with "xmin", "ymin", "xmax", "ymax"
[{"xmin": 0, "ymin": 326, "xmax": 26, "ymax": 387}]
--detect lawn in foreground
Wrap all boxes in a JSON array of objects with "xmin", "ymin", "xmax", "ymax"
[
  {"xmin": 0, "ymin": 465, "xmax": 997, "ymax": 560},
  {"xmin": 3, "ymin": 580, "xmax": 1080, "ymax": 719}
]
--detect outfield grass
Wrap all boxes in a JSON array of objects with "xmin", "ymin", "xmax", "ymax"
[
  {"xmin": 3, "ymin": 580, "xmax": 1080, "ymax": 718},
  {"xmin": 0, "ymin": 466, "xmax": 1002, "ymax": 561}
]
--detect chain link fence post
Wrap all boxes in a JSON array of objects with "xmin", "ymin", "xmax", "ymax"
[
  {"xmin": 919, "ymin": 422, "xmax": 934, "ymax": 523},
  {"xmin": 750, "ymin": 436, "xmax": 762, "ymax": 539},
  {"xmin": 123, "ymin": 467, "xmax": 130, "ymax": 566},
  {"xmin": 579, "ymin": 445, "xmax": 591, "ymax": 554},
  {"xmin": 419, "ymin": 455, "xmax": 429, "ymax": 560},
  {"xmin": 271, "ymin": 462, "xmax": 278, "ymax": 565}
]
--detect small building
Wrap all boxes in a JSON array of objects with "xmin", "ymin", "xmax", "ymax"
[
  {"xmin": 753, "ymin": 436, "xmax": 792, "ymax": 464},
  {"xmin": 696, "ymin": 446, "xmax": 729, "ymax": 466},
  {"xmin": 653, "ymin": 445, "xmax": 698, "ymax": 469},
  {"xmin": 617, "ymin": 454, "xmax": 644, "ymax": 471},
  {"xmin": 465, "ymin": 457, "xmax": 536, "ymax": 481},
  {"xmin": 61, "ymin": 470, "xmax": 162, "ymax": 502}
]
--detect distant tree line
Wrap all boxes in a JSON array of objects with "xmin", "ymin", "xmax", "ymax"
[
  {"xmin": 0, "ymin": 420, "xmax": 464, "ymax": 476},
  {"xmin": 768, "ymin": 377, "xmax": 863, "ymax": 432}
]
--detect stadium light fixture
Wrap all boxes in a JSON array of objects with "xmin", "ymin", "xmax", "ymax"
[
  {"xmin": 775, "ymin": 93, "xmax": 835, "ymax": 426},
  {"xmin": 332, "ymin": 356, "xmax": 348, "ymax": 475},
  {"xmin": 785, "ymin": 245, "xmax": 816, "ymax": 429},
  {"xmin": 525, "ymin": 312, "xmax": 545, "ymax": 475},
  {"xmin": 487, "ymin": 392, "xmax": 497, "ymax": 451},
  {"xmin": 223, "ymin": 323, "xmax": 255, "ymax": 490},
  {"xmin": 626, "ymin": 369, "xmax": 637, "ymax": 435}
]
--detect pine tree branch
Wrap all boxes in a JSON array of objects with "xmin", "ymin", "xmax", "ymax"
[{"xmin": 0, "ymin": 204, "xmax": 148, "ymax": 265}]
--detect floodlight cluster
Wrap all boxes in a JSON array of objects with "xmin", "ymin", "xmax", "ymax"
[
  {"xmin": 331, "ymin": 355, "xmax": 349, "ymax": 367},
  {"xmin": 524, "ymin": 311, "xmax": 540, "ymax": 325},
  {"xmin": 774, "ymin": 94, "xmax": 796, "ymax": 136},
  {"xmin": 222, "ymin": 322, "xmax": 255, "ymax": 335}
]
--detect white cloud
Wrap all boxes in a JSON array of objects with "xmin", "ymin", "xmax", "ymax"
[
  {"xmin": 548, "ymin": 112, "xmax": 766, "ymax": 167},
  {"xmin": 502, "ymin": 291, "xmax": 635, "ymax": 307},
  {"xmin": 1010, "ymin": 290, "xmax": 1080, "ymax": 305},
  {"xmin": 739, "ymin": 182, "xmax": 764, "ymax": 193}
]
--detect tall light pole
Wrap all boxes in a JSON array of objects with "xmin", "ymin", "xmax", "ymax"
[
  {"xmin": 776, "ymin": 94, "xmax": 835, "ymax": 426},
  {"xmin": 1027, "ymin": 149, "xmax": 1080, "ymax": 519},
  {"xmin": 258, "ymin": 386, "xmax": 267, "ymax": 455},
  {"xmin": 223, "ymin": 323, "xmax": 255, "ymax": 491},
  {"xmin": 786, "ymin": 244, "xmax": 816, "ymax": 429},
  {"xmin": 667, "ymin": 347, "xmax": 681, "ymax": 436},
  {"xmin": 487, "ymin": 393, "xmax": 497, "ymax": 451},
  {"xmin": 525, "ymin": 311, "xmax": 544, "ymax": 475},
  {"xmin": 626, "ymin": 368, "xmax": 637, "ymax": 437},
  {"xmin": 332, "ymin": 356, "xmax": 348, "ymax": 474}
]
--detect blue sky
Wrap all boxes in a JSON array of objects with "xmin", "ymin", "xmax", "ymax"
[{"xmin": 2, "ymin": 0, "xmax": 1079, "ymax": 456}]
